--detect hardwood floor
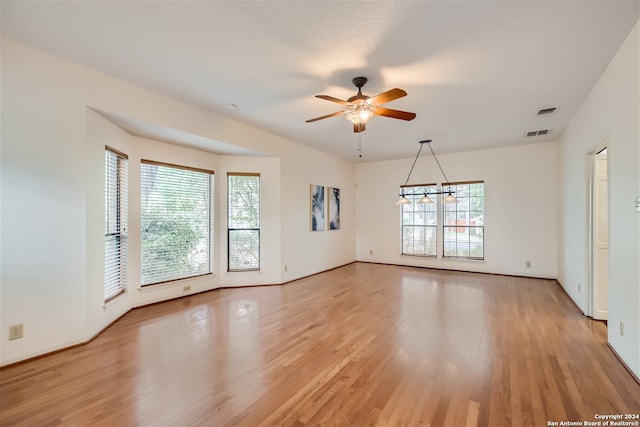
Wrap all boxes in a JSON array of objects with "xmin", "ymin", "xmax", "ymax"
[{"xmin": 1, "ymin": 263, "xmax": 639, "ymax": 426}]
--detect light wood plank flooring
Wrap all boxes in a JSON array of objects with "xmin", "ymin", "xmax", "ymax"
[{"xmin": 2, "ymin": 263, "xmax": 639, "ymax": 426}]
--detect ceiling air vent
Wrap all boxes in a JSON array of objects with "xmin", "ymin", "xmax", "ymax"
[
  {"xmin": 538, "ymin": 107, "xmax": 557, "ymax": 115},
  {"xmin": 525, "ymin": 129, "xmax": 552, "ymax": 138}
]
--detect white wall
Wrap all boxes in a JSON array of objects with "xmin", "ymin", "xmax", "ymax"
[
  {"xmin": 2, "ymin": 45, "xmax": 90, "ymax": 362},
  {"xmin": 558, "ymin": 21, "xmax": 639, "ymax": 377},
  {"xmin": 356, "ymin": 142, "xmax": 558, "ymax": 278},
  {"xmin": 279, "ymin": 143, "xmax": 356, "ymax": 282},
  {"xmin": 1, "ymin": 38, "xmax": 356, "ymax": 365}
]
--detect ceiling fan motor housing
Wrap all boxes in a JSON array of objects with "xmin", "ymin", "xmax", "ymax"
[{"xmin": 352, "ymin": 76, "xmax": 368, "ymax": 89}]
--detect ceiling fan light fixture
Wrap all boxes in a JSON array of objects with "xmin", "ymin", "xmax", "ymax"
[{"xmin": 345, "ymin": 104, "xmax": 374, "ymax": 125}]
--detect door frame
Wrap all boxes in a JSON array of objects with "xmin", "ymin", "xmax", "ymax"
[{"xmin": 586, "ymin": 136, "xmax": 609, "ymax": 319}]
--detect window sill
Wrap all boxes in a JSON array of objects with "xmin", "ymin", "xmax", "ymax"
[
  {"xmin": 398, "ymin": 254, "xmax": 486, "ymax": 263},
  {"xmin": 400, "ymin": 254, "xmax": 437, "ymax": 258},
  {"xmin": 138, "ymin": 273, "xmax": 214, "ymax": 293},
  {"xmin": 441, "ymin": 257, "xmax": 486, "ymax": 263},
  {"xmin": 103, "ymin": 290, "xmax": 127, "ymax": 308}
]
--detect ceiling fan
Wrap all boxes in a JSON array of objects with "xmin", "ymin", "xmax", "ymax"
[{"xmin": 306, "ymin": 77, "xmax": 416, "ymax": 133}]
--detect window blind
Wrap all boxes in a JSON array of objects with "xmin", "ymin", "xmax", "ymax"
[
  {"xmin": 227, "ymin": 173, "xmax": 260, "ymax": 271},
  {"xmin": 105, "ymin": 147, "xmax": 128, "ymax": 302},
  {"xmin": 141, "ymin": 160, "xmax": 213, "ymax": 286}
]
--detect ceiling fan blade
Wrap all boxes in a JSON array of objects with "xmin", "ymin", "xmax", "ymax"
[
  {"xmin": 373, "ymin": 107, "xmax": 416, "ymax": 121},
  {"xmin": 315, "ymin": 95, "xmax": 351, "ymax": 105},
  {"xmin": 367, "ymin": 88, "xmax": 407, "ymax": 105},
  {"xmin": 306, "ymin": 110, "xmax": 346, "ymax": 123}
]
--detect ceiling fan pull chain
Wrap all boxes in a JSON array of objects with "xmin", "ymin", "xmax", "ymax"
[{"xmin": 358, "ymin": 134, "xmax": 363, "ymax": 158}]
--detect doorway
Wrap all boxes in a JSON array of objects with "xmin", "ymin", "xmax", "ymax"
[{"xmin": 590, "ymin": 146, "xmax": 608, "ymax": 320}]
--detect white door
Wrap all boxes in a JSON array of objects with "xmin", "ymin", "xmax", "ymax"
[{"xmin": 592, "ymin": 149, "xmax": 608, "ymax": 320}]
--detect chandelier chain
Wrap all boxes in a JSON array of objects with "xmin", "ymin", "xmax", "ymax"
[
  {"xmin": 426, "ymin": 140, "xmax": 451, "ymax": 185},
  {"xmin": 403, "ymin": 141, "xmax": 424, "ymax": 186}
]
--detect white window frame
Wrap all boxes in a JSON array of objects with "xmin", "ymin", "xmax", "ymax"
[
  {"xmin": 105, "ymin": 146, "xmax": 128, "ymax": 302},
  {"xmin": 442, "ymin": 181, "xmax": 485, "ymax": 260},
  {"xmin": 227, "ymin": 173, "xmax": 261, "ymax": 272},
  {"xmin": 140, "ymin": 160, "xmax": 214, "ymax": 286},
  {"xmin": 400, "ymin": 184, "xmax": 438, "ymax": 257}
]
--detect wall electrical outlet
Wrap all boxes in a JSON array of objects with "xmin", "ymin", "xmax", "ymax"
[
  {"xmin": 9, "ymin": 324, "xmax": 23, "ymax": 340},
  {"xmin": 578, "ymin": 283, "xmax": 581, "ymax": 293},
  {"xmin": 183, "ymin": 285, "xmax": 191, "ymax": 292},
  {"xmin": 370, "ymin": 250, "xmax": 374, "ymax": 255},
  {"xmin": 284, "ymin": 265, "xmax": 288, "ymax": 272},
  {"xmin": 620, "ymin": 321, "xmax": 625, "ymax": 337},
  {"xmin": 525, "ymin": 261, "xmax": 531, "ymax": 268}
]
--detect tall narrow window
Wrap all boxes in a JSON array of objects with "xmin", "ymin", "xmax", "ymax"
[
  {"xmin": 141, "ymin": 161, "xmax": 213, "ymax": 286},
  {"xmin": 401, "ymin": 184, "xmax": 437, "ymax": 256},
  {"xmin": 443, "ymin": 181, "xmax": 484, "ymax": 259},
  {"xmin": 105, "ymin": 147, "xmax": 128, "ymax": 302},
  {"xmin": 228, "ymin": 173, "xmax": 260, "ymax": 271}
]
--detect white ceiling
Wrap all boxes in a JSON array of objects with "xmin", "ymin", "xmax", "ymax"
[{"xmin": 2, "ymin": 1, "xmax": 638, "ymax": 161}]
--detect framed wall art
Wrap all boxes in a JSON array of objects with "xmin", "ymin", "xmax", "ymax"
[
  {"xmin": 310, "ymin": 184, "xmax": 325, "ymax": 231},
  {"xmin": 328, "ymin": 187, "xmax": 340, "ymax": 230}
]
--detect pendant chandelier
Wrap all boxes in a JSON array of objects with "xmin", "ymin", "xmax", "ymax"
[{"xmin": 396, "ymin": 140, "xmax": 459, "ymax": 205}]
